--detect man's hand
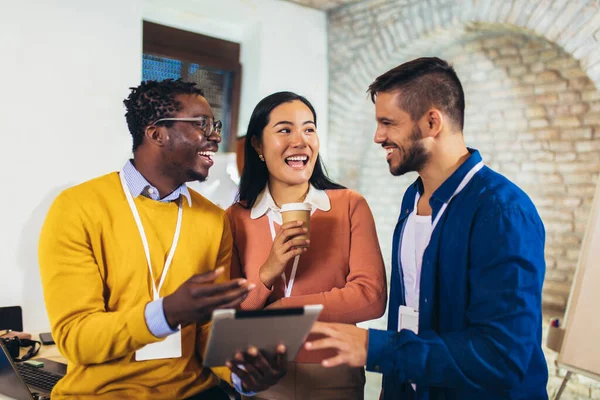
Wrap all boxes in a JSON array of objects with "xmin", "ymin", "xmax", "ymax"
[
  {"xmin": 226, "ymin": 345, "xmax": 288, "ymax": 393},
  {"xmin": 304, "ymin": 322, "xmax": 368, "ymax": 367},
  {"xmin": 162, "ymin": 267, "xmax": 254, "ymax": 328}
]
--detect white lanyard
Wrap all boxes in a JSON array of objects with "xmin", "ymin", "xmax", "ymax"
[
  {"xmin": 119, "ymin": 172, "xmax": 183, "ymax": 301},
  {"xmin": 415, "ymin": 161, "xmax": 484, "ymax": 234},
  {"xmin": 268, "ymin": 216, "xmax": 300, "ymax": 298},
  {"xmin": 399, "ymin": 161, "xmax": 484, "ymax": 313}
]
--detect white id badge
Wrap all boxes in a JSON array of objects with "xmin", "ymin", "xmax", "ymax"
[
  {"xmin": 398, "ymin": 305, "xmax": 419, "ymax": 334},
  {"xmin": 135, "ymin": 329, "xmax": 182, "ymax": 361}
]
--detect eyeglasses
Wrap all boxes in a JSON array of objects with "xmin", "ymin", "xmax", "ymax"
[{"xmin": 152, "ymin": 117, "xmax": 223, "ymax": 137}]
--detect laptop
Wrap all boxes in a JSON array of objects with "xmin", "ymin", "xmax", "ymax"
[{"xmin": 0, "ymin": 340, "xmax": 66, "ymax": 400}]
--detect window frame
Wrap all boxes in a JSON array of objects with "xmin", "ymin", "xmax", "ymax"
[{"xmin": 143, "ymin": 21, "xmax": 242, "ymax": 152}]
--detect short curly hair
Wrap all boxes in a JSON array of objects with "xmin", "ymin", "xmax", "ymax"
[{"xmin": 123, "ymin": 79, "xmax": 205, "ymax": 151}]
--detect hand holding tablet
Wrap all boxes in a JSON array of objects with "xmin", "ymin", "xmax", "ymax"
[{"xmin": 203, "ymin": 305, "xmax": 323, "ymax": 367}]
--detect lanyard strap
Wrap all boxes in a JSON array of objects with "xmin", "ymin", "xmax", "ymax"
[
  {"xmin": 401, "ymin": 161, "xmax": 484, "ymax": 310},
  {"xmin": 119, "ymin": 172, "xmax": 183, "ymax": 301},
  {"xmin": 416, "ymin": 161, "xmax": 484, "ymax": 233},
  {"xmin": 268, "ymin": 216, "xmax": 300, "ymax": 298}
]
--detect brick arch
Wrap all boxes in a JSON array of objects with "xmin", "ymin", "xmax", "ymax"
[
  {"xmin": 327, "ymin": 0, "xmax": 600, "ymax": 311},
  {"xmin": 327, "ymin": 0, "xmax": 600, "ymax": 184}
]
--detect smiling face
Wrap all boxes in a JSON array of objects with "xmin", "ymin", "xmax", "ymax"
[
  {"xmin": 159, "ymin": 94, "xmax": 221, "ymax": 183},
  {"xmin": 373, "ymin": 91, "xmax": 430, "ymax": 176},
  {"xmin": 254, "ymin": 100, "xmax": 319, "ymax": 187}
]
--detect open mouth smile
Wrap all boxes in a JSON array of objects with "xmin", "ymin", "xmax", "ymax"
[
  {"xmin": 285, "ymin": 155, "xmax": 309, "ymax": 170},
  {"xmin": 198, "ymin": 151, "xmax": 215, "ymax": 165}
]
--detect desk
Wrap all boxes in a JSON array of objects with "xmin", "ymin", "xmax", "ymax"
[
  {"xmin": 35, "ymin": 343, "xmax": 66, "ymax": 364},
  {"xmin": 17, "ymin": 334, "xmax": 67, "ymax": 365},
  {"xmin": 21, "ymin": 336, "xmax": 238, "ymax": 400}
]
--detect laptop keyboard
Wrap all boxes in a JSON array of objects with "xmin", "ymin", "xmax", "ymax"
[{"xmin": 16, "ymin": 362, "xmax": 63, "ymax": 393}]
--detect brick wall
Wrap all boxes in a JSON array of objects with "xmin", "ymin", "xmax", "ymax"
[{"xmin": 327, "ymin": 1, "xmax": 600, "ymax": 398}]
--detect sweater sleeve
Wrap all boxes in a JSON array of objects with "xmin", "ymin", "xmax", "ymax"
[
  {"xmin": 202, "ymin": 212, "xmax": 234, "ymax": 385},
  {"xmin": 214, "ymin": 211, "xmax": 233, "ymax": 282},
  {"xmin": 38, "ymin": 192, "xmax": 162, "ymax": 365},
  {"xmin": 226, "ymin": 205, "xmax": 273, "ymax": 309},
  {"xmin": 278, "ymin": 192, "xmax": 387, "ymax": 323}
]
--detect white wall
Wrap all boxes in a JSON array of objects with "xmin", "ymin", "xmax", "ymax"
[
  {"xmin": 0, "ymin": 0, "xmax": 328, "ymax": 332},
  {"xmin": 0, "ymin": 0, "xmax": 143, "ymax": 333}
]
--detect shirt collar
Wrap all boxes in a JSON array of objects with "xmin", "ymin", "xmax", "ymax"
[
  {"xmin": 121, "ymin": 160, "xmax": 192, "ymax": 207},
  {"xmin": 250, "ymin": 184, "xmax": 331, "ymax": 219},
  {"xmin": 414, "ymin": 148, "xmax": 483, "ymax": 204}
]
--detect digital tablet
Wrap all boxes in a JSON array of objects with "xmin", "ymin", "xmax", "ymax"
[{"xmin": 202, "ymin": 304, "xmax": 323, "ymax": 367}]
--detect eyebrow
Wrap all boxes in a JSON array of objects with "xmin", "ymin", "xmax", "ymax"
[{"xmin": 272, "ymin": 120, "xmax": 315, "ymax": 127}]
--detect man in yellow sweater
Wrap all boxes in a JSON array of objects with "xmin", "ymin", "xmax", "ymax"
[{"xmin": 38, "ymin": 79, "xmax": 287, "ymax": 399}]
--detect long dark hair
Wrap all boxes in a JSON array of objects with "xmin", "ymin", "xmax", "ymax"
[{"xmin": 237, "ymin": 91, "xmax": 345, "ymax": 209}]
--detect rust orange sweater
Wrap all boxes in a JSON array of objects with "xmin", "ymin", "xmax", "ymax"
[{"xmin": 227, "ymin": 188, "xmax": 387, "ymax": 363}]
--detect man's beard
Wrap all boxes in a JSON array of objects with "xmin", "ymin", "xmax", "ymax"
[
  {"xmin": 186, "ymin": 169, "xmax": 207, "ymax": 183},
  {"xmin": 161, "ymin": 158, "xmax": 208, "ymax": 185},
  {"xmin": 389, "ymin": 124, "xmax": 430, "ymax": 176}
]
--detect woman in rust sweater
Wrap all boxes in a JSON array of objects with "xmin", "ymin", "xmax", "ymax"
[{"xmin": 226, "ymin": 92, "xmax": 387, "ymax": 400}]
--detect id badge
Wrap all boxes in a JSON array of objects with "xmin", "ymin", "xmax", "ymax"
[
  {"xmin": 398, "ymin": 305, "xmax": 419, "ymax": 334},
  {"xmin": 135, "ymin": 329, "xmax": 182, "ymax": 361}
]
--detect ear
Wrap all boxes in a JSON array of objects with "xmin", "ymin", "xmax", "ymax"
[
  {"xmin": 421, "ymin": 109, "xmax": 443, "ymax": 138},
  {"xmin": 250, "ymin": 136, "xmax": 263, "ymax": 157},
  {"xmin": 144, "ymin": 125, "xmax": 167, "ymax": 147}
]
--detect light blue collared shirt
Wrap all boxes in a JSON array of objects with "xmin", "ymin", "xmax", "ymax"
[
  {"xmin": 121, "ymin": 161, "xmax": 254, "ymax": 396},
  {"xmin": 121, "ymin": 159, "xmax": 191, "ymax": 206}
]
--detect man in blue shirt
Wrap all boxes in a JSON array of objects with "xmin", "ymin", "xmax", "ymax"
[{"xmin": 306, "ymin": 57, "xmax": 548, "ymax": 399}]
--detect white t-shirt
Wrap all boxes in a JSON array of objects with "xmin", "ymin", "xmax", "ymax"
[
  {"xmin": 401, "ymin": 211, "xmax": 433, "ymax": 311},
  {"xmin": 400, "ymin": 208, "xmax": 432, "ymax": 393}
]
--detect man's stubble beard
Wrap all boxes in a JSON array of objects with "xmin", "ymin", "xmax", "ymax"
[{"xmin": 389, "ymin": 124, "xmax": 430, "ymax": 177}]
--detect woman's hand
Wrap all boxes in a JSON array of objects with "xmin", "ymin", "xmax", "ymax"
[
  {"xmin": 259, "ymin": 221, "xmax": 309, "ymax": 289},
  {"xmin": 265, "ymin": 299, "xmax": 284, "ymax": 309}
]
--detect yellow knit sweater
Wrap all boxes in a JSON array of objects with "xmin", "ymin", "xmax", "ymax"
[{"xmin": 38, "ymin": 172, "xmax": 232, "ymax": 399}]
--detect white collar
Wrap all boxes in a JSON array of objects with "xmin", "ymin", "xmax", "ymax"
[{"xmin": 250, "ymin": 184, "xmax": 331, "ymax": 220}]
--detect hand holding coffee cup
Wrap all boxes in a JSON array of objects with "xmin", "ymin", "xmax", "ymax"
[{"xmin": 258, "ymin": 203, "xmax": 312, "ymax": 289}]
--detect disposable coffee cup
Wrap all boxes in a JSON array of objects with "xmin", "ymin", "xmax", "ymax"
[{"xmin": 281, "ymin": 202, "xmax": 312, "ymax": 240}]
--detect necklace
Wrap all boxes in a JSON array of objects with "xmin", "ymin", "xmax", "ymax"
[{"xmin": 273, "ymin": 185, "xmax": 310, "ymax": 208}]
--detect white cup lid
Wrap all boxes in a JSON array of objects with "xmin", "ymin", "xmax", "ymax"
[{"xmin": 281, "ymin": 202, "xmax": 312, "ymax": 212}]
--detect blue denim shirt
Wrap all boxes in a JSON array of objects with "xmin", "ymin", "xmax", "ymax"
[{"xmin": 366, "ymin": 149, "xmax": 548, "ymax": 400}]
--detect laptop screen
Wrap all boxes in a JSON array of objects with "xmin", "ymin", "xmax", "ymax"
[{"xmin": 0, "ymin": 341, "xmax": 33, "ymax": 400}]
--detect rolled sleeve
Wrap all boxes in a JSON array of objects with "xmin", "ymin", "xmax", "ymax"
[
  {"xmin": 144, "ymin": 298, "xmax": 179, "ymax": 338},
  {"xmin": 232, "ymin": 371, "xmax": 258, "ymax": 396}
]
